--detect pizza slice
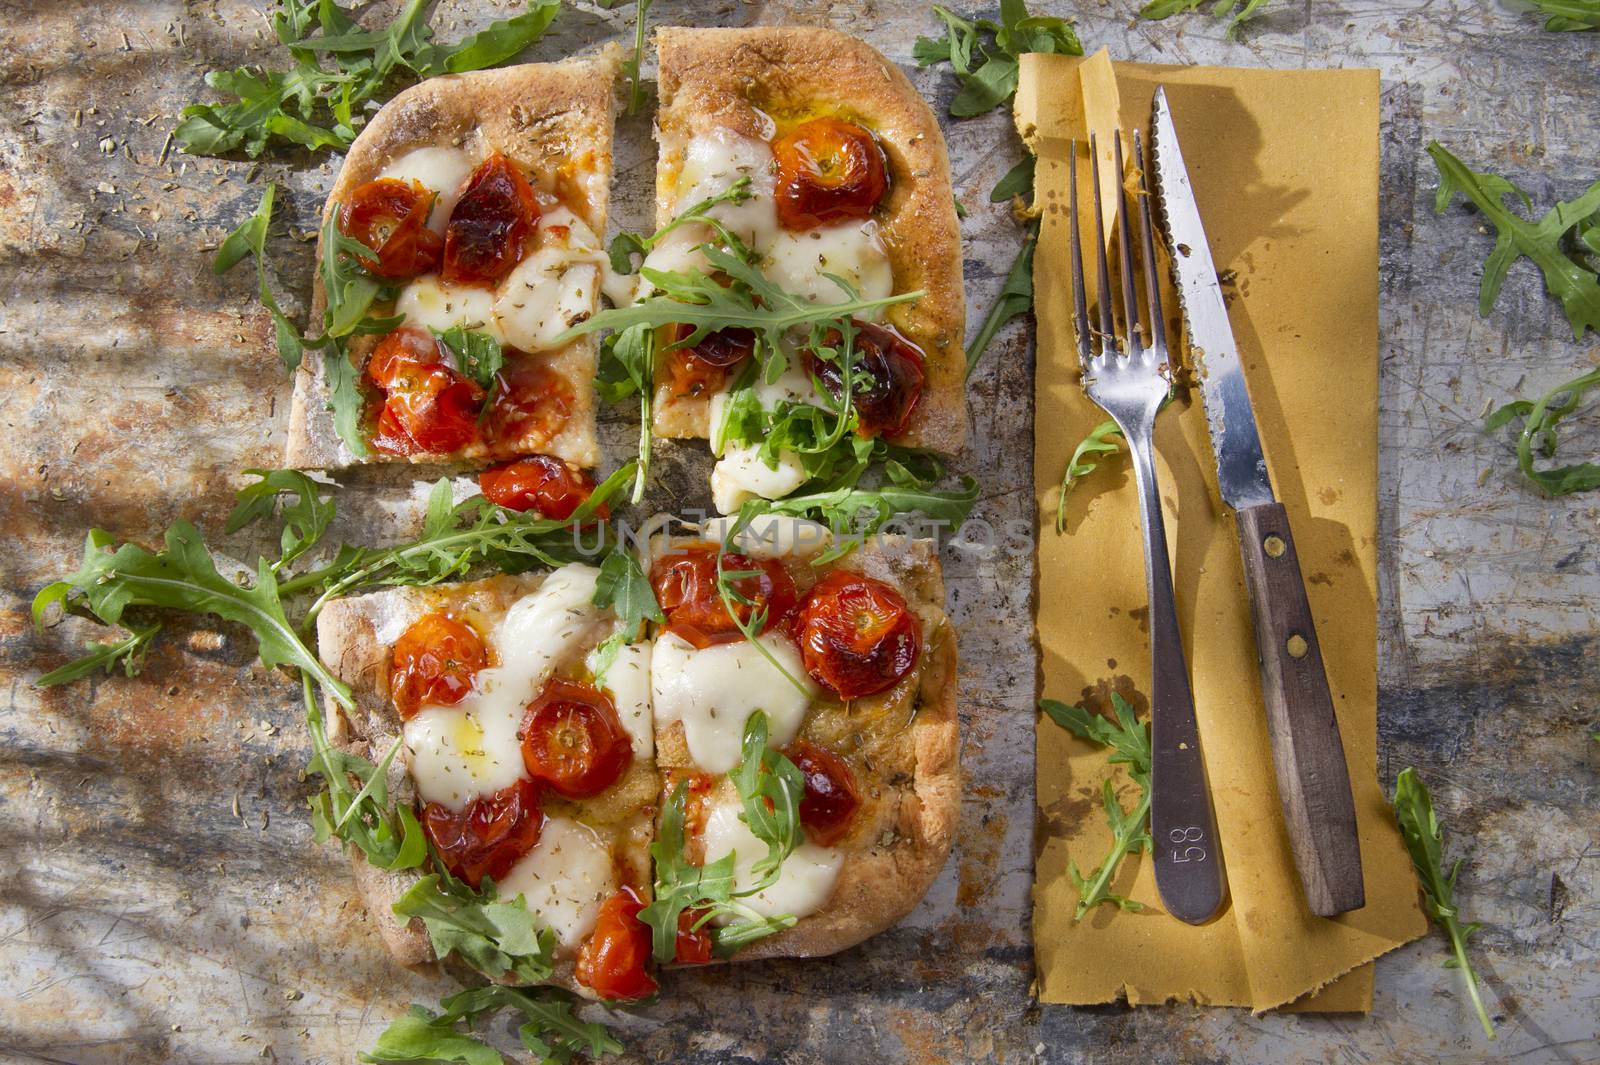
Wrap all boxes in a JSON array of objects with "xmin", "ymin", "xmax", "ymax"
[
  {"xmin": 287, "ymin": 49, "xmax": 619, "ymax": 476},
  {"xmin": 635, "ymin": 27, "xmax": 969, "ymax": 514}
]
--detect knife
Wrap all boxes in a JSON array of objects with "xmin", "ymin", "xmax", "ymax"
[{"xmin": 1149, "ymin": 86, "xmax": 1366, "ymax": 917}]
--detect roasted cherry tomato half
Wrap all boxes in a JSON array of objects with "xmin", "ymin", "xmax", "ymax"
[
  {"xmin": 795, "ymin": 571, "xmax": 921, "ymax": 699},
  {"xmin": 674, "ymin": 908, "xmax": 714, "ymax": 965},
  {"xmin": 518, "ymin": 678, "xmax": 633, "ymax": 799},
  {"xmin": 479, "ymin": 455, "xmax": 606, "ymax": 520},
  {"xmin": 785, "ymin": 739, "xmax": 862, "ymax": 846},
  {"xmin": 390, "ymin": 611, "xmax": 490, "ymax": 719},
  {"xmin": 575, "ymin": 887, "xmax": 659, "ymax": 1000},
  {"xmin": 367, "ymin": 326, "xmax": 444, "ymax": 388},
  {"xmin": 649, "ymin": 542, "xmax": 799, "ymax": 649},
  {"xmin": 482, "ymin": 358, "xmax": 575, "ymax": 452},
  {"xmin": 441, "ymin": 152, "xmax": 539, "ymax": 287},
  {"xmin": 803, "ymin": 320, "xmax": 925, "ymax": 439},
  {"xmin": 663, "ymin": 324, "xmax": 756, "ymax": 399},
  {"xmin": 340, "ymin": 177, "xmax": 443, "ymax": 280},
  {"xmin": 421, "ymin": 778, "xmax": 543, "ymax": 889},
  {"xmin": 772, "ymin": 117, "xmax": 889, "ymax": 231},
  {"xmin": 371, "ymin": 363, "xmax": 485, "ymax": 456}
]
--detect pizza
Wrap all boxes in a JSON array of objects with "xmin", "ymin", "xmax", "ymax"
[
  {"xmin": 286, "ymin": 49, "xmax": 619, "ymax": 479},
  {"xmin": 633, "ymin": 27, "xmax": 968, "ymax": 514},
  {"xmin": 315, "ymin": 515, "xmax": 958, "ymax": 995}
]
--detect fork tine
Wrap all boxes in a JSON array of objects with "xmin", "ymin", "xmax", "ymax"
[
  {"xmin": 1112, "ymin": 133, "xmax": 1142, "ymax": 354},
  {"xmin": 1087, "ymin": 133, "xmax": 1117, "ymax": 354},
  {"xmin": 1134, "ymin": 129, "xmax": 1167, "ymax": 355},
  {"xmin": 1067, "ymin": 141, "xmax": 1092, "ymax": 366}
]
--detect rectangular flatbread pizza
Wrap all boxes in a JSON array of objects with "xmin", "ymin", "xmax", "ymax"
[
  {"xmin": 287, "ymin": 49, "xmax": 620, "ymax": 471},
  {"xmin": 634, "ymin": 27, "xmax": 969, "ymax": 513},
  {"xmin": 315, "ymin": 516, "xmax": 958, "ymax": 996}
]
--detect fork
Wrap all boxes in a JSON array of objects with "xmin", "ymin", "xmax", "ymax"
[{"xmin": 1067, "ymin": 131, "xmax": 1226, "ymax": 926}]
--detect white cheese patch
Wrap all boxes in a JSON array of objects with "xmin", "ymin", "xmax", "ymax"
[
  {"xmin": 497, "ymin": 816, "xmax": 615, "ymax": 952},
  {"xmin": 700, "ymin": 799, "xmax": 843, "ymax": 922},
  {"xmin": 650, "ymin": 631, "xmax": 815, "ymax": 775},
  {"xmin": 379, "ymin": 146, "xmax": 478, "ymax": 235},
  {"xmin": 676, "ymin": 129, "xmax": 781, "ymax": 252},
  {"xmin": 699, "ymin": 514, "xmax": 831, "ymax": 561},
  {"xmin": 404, "ymin": 564, "xmax": 606, "ymax": 809},
  {"xmin": 762, "ymin": 220, "xmax": 894, "ymax": 312},
  {"xmin": 586, "ymin": 638, "xmax": 654, "ymax": 759},
  {"xmin": 395, "ymin": 276, "xmax": 504, "ymax": 347},
  {"xmin": 710, "ymin": 443, "xmax": 809, "ymax": 516}
]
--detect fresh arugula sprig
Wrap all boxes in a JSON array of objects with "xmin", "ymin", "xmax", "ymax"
[
  {"xmin": 176, "ymin": 0, "xmax": 562, "ymax": 158},
  {"xmin": 34, "ymin": 622, "xmax": 160, "ymax": 688},
  {"xmin": 639, "ymin": 712, "xmax": 804, "ymax": 962},
  {"xmin": 588, "ymin": 545, "xmax": 665, "ymax": 683},
  {"xmin": 213, "ymin": 184, "xmax": 305, "ymax": 371},
  {"xmin": 392, "ymin": 874, "xmax": 557, "ymax": 986},
  {"xmin": 966, "ymin": 220, "xmax": 1038, "ymax": 380},
  {"xmin": 433, "ymin": 325, "xmax": 505, "ymax": 391},
  {"xmin": 606, "ymin": 178, "xmax": 755, "ymax": 276},
  {"xmin": 1428, "ymin": 142, "xmax": 1600, "ymax": 340},
  {"xmin": 596, "ymin": 325, "xmax": 658, "ymax": 504},
  {"xmin": 1484, "ymin": 366, "xmax": 1600, "ymax": 496},
  {"xmin": 620, "ymin": 0, "xmax": 655, "ymax": 117},
  {"xmin": 1138, "ymin": 0, "xmax": 1275, "ymax": 35},
  {"xmin": 225, "ymin": 467, "xmax": 337, "ymax": 569},
  {"xmin": 1054, "ymin": 420, "xmax": 1125, "ymax": 532},
  {"xmin": 1523, "ymin": 0, "xmax": 1600, "ymax": 30},
  {"xmin": 913, "ymin": 1, "xmax": 1082, "ymax": 118},
  {"xmin": 1393, "ymin": 768, "xmax": 1497, "ymax": 1041},
  {"xmin": 1041, "ymin": 694, "xmax": 1153, "ymax": 920},
  {"xmin": 362, "ymin": 984, "xmax": 621, "ymax": 1065}
]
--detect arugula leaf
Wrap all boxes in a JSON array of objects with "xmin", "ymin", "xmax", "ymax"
[
  {"xmin": 728, "ymin": 710, "xmax": 805, "ymax": 885},
  {"xmin": 35, "ymin": 622, "xmax": 161, "ymax": 687},
  {"xmin": 433, "ymin": 325, "xmax": 505, "ymax": 391},
  {"xmin": 966, "ymin": 220, "xmax": 1038, "ymax": 380},
  {"xmin": 592, "ymin": 547, "xmax": 664, "ymax": 640},
  {"xmin": 363, "ymin": 985, "xmax": 621, "ymax": 1065},
  {"xmin": 1484, "ymin": 366, "xmax": 1600, "ymax": 496},
  {"xmin": 226, "ymin": 468, "xmax": 336, "ymax": 569},
  {"xmin": 32, "ymin": 525, "xmax": 353, "ymax": 708},
  {"xmin": 392, "ymin": 875, "xmax": 557, "ymax": 985},
  {"xmin": 1054, "ymin": 419, "xmax": 1125, "ymax": 531},
  {"xmin": 914, "ymin": 1, "xmax": 1081, "ymax": 119},
  {"xmin": 1523, "ymin": 0, "xmax": 1600, "ymax": 30},
  {"xmin": 991, "ymin": 154, "xmax": 1036, "ymax": 204},
  {"xmin": 1138, "ymin": 0, "xmax": 1275, "ymax": 34},
  {"xmin": 734, "ymin": 463, "xmax": 980, "ymax": 550},
  {"xmin": 1393, "ymin": 768, "xmax": 1497, "ymax": 1040},
  {"xmin": 621, "ymin": 0, "xmax": 654, "ymax": 116},
  {"xmin": 213, "ymin": 184, "xmax": 304, "ymax": 371},
  {"xmin": 606, "ymin": 177, "xmax": 753, "ymax": 277},
  {"xmin": 1041, "ymin": 693, "xmax": 1153, "ymax": 920},
  {"xmin": 595, "ymin": 324, "xmax": 657, "ymax": 504},
  {"xmin": 1428, "ymin": 141, "xmax": 1600, "ymax": 340},
  {"xmin": 176, "ymin": 0, "xmax": 561, "ymax": 159}
]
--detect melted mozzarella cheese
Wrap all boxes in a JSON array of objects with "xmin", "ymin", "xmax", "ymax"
[
  {"xmin": 650, "ymin": 632, "xmax": 815, "ymax": 774},
  {"xmin": 710, "ymin": 443, "xmax": 809, "ymax": 516},
  {"xmin": 700, "ymin": 799, "xmax": 842, "ymax": 921},
  {"xmin": 379, "ymin": 146, "xmax": 477, "ymax": 234},
  {"xmin": 587, "ymin": 638, "xmax": 653, "ymax": 759},
  {"xmin": 497, "ymin": 816, "xmax": 615, "ymax": 951},
  {"xmin": 395, "ymin": 276, "xmax": 504, "ymax": 346},
  {"xmin": 404, "ymin": 565, "xmax": 606, "ymax": 809},
  {"xmin": 699, "ymin": 514, "xmax": 831, "ymax": 560},
  {"xmin": 676, "ymin": 129, "xmax": 780, "ymax": 251},
  {"xmin": 763, "ymin": 221, "xmax": 894, "ymax": 312},
  {"xmin": 494, "ymin": 247, "xmax": 599, "ymax": 353}
]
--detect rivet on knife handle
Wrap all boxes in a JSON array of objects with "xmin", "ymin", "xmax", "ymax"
[{"xmin": 1235, "ymin": 503, "xmax": 1365, "ymax": 916}]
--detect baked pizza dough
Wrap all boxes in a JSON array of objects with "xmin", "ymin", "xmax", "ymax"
[{"xmin": 287, "ymin": 48, "xmax": 620, "ymax": 471}]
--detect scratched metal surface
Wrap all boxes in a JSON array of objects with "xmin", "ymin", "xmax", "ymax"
[{"xmin": 1, "ymin": 1, "xmax": 1597, "ymax": 1063}]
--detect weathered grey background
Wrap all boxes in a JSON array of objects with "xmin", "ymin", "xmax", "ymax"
[{"xmin": 1, "ymin": 1, "xmax": 1596, "ymax": 1062}]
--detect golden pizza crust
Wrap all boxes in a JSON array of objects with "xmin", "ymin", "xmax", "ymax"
[
  {"xmin": 649, "ymin": 26, "xmax": 969, "ymax": 452},
  {"xmin": 286, "ymin": 48, "xmax": 621, "ymax": 472}
]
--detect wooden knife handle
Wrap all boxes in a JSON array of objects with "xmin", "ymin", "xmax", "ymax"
[{"xmin": 1235, "ymin": 502, "xmax": 1366, "ymax": 917}]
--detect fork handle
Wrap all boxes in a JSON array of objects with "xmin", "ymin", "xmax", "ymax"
[
  {"xmin": 1235, "ymin": 502, "xmax": 1366, "ymax": 917},
  {"xmin": 1128, "ymin": 439, "xmax": 1227, "ymax": 926}
]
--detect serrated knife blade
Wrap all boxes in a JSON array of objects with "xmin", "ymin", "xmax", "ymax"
[
  {"xmin": 1149, "ymin": 88, "xmax": 1275, "ymax": 512},
  {"xmin": 1148, "ymin": 85, "xmax": 1367, "ymax": 918}
]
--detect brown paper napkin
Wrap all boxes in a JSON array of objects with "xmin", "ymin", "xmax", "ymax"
[{"xmin": 1022, "ymin": 50, "xmax": 1428, "ymax": 1012}]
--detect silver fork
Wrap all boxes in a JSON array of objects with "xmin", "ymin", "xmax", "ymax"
[{"xmin": 1067, "ymin": 131, "xmax": 1225, "ymax": 926}]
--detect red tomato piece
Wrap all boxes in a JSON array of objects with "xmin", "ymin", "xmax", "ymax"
[
  {"xmin": 390, "ymin": 611, "xmax": 490, "ymax": 720},
  {"xmin": 479, "ymin": 455, "xmax": 606, "ymax": 520},
  {"xmin": 795, "ymin": 571, "xmax": 921, "ymax": 699},
  {"xmin": 649, "ymin": 542, "xmax": 799, "ymax": 649},
  {"xmin": 575, "ymin": 887, "xmax": 658, "ymax": 1001},
  {"xmin": 804, "ymin": 320, "xmax": 926, "ymax": 439},
  {"xmin": 772, "ymin": 118, "xmax": 889, "ymax": 231},
  {"xmin": 785, "ymin": 739, "xmax": 862, "ymax": 847},
  {"xmin": 482, "ymin": 358, "xmax": 575, "ymax": 452},
  {"xmin": 371, "ymin": 362, "xmax": 485, "ymax": 456},
  {"xmin": 367, "ymin": 326, "xmax": 445, "ymax": 389},
  {"xmin": 673, "ymin": 908, "xmax": 714, "ymax": 965},
  {"xmin": 663, "ymin": 324, "xmax": 756, "ymax": 399},
  {"xmin": 518, "ymin": 678, "xmax": 633, "ymax": 799},
  {"xmin": 421, "ymin": 778, "xmax": 543, "ymax": 890},
  {"xmin": 441, "ymin": 152, "xmax": 540, "ymax": 286},
  {"xmin": 340, "ymin": 177, "xmax": 443, "ymax": 281}
]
